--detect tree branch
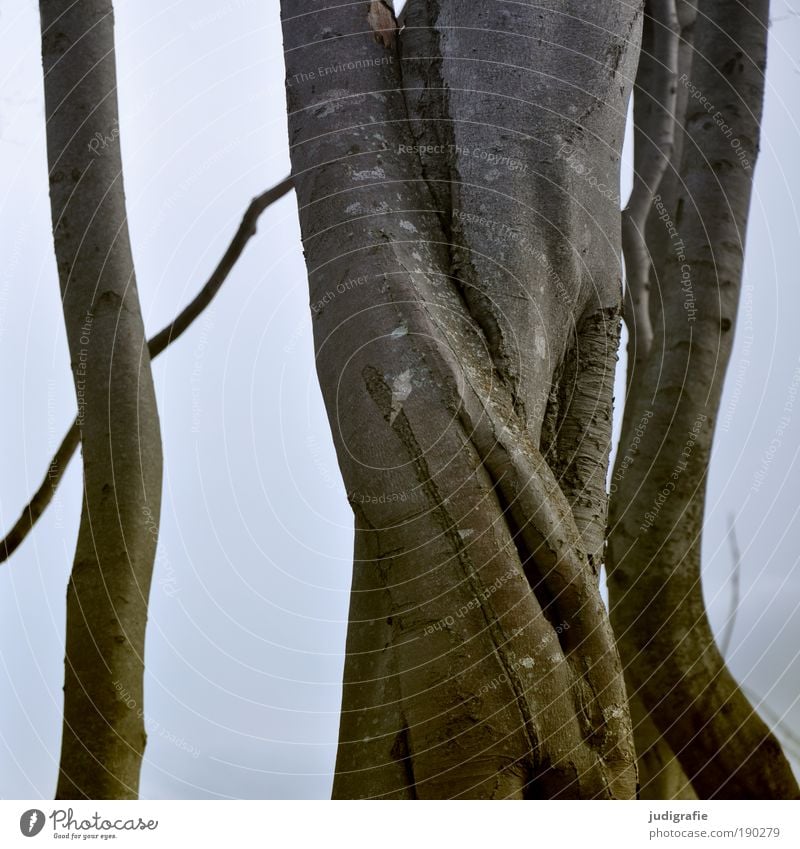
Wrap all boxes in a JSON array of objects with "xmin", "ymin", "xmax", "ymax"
[
  {"xmin": 0, "ymin": 175, "xmax": 293, "ymax": 565},
  {"xmin": 720, "ymin": 513, "xmax": 743, "ymax": 657},
  {"xmin": 622, "ymin": 0, "xmax": 680, "ymax": 369}
]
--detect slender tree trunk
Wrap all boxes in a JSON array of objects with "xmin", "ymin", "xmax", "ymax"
[
  {"xmin": 622, "ymin": 0, "xmax": 680, "ymax": 374},
  {"xmin": 608, "ymin": 0, "xmax": 800, "ymax": 799},
  {"xmin": 282, "ymin": 0, "xmax": 641, "ymax": 798},
  {"xmin": 40, "ymin": 1, "xmax": 163, "ymax": 799},
  {"xmin": 620, "ymin": 0, "xmax": 697, "ymax": 799}
]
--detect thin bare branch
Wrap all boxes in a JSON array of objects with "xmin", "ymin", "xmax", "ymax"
[
  {"xmin": 0, "ymin": 175, "xmax": 293, "ymax": 565},
  {"xmin": 720, "ymin": 513, "xmax": 743, "ymax": 657},
  {"xmin": 147, "ymin": 176, "xmax": 293, "ymax": 356}
]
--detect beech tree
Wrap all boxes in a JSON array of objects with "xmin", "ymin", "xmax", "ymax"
[
  {"xmin": 280, "ymin": 0, "xmax": 798, "ymax": 799},
  {"xmin": 608, "ymin": 0, "xmax": 798, "ymax": 800},
  {"xmin": 39, "ymin": 1, "xmax": 163, "ymax": 798},
  {"xmin": 4, "ymin": 0, "xmax": 797, "ymax": 800},
  {"xmin": 32, "ymin": 0, "xmax": 290, "ymax": 798}
]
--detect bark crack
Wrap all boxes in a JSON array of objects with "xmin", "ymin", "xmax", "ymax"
[{"xmin": 362, "ymin": 364, "xmax": 543, "ymax": 768}]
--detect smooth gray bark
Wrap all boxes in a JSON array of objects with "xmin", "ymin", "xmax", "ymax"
[
  {"xmin": 282, "ymin": 0, "xmax": 641, "ymax": 798},
  {"xmin": 620, "ymin": 0, "xmax": 697, "ymax": 800},
  {"xmin": 40, "ymin": 1, "xmax": 163, "ymax": 798},
  {"xmin": 608, "ymin": 0, "xmax": 800, "ymax": 799},
  {"xmin": 622, "ymin": 0, "xmax": 680, "ymax": 372}
]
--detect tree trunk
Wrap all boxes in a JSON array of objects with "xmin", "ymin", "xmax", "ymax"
[
  {"xmin": 282, "ymin": 0, "xmax": 641, "ymax": 798},
  {"xmin": 40, "ymin": 1, "xmax": 163, "ymax": 799},
  {"xmin": 608, "ymin": 0, "xmax": 800, "ymax": 799},
  {"xmin": 619, "ymin": 0, "xmax": 697, "ymax": 799}
]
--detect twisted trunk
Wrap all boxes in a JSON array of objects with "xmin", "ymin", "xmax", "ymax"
[{"xmin": 282, "ymin": 0, "xmax": 641, "ymax": 798}]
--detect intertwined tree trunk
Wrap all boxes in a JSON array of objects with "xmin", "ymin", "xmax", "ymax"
[
  {"xmin": 282, "ymin": 0, "xmax": 641, "ymax": 798},
  {"xmin": 609, "ymin": 0, "xmax": 799, "ymax": 799},
  {"xmin": 41, "ymin": 1, "xmax": 163, "ymax": 798},
  {"xmin": 26, "ymin": 0, "xmax": 796, "ymax": 802}
]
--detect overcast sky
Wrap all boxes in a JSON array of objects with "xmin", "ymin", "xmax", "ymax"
[{"xmin": 1, "ymin": 0, "xmax": 799, "ymax": 799}]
